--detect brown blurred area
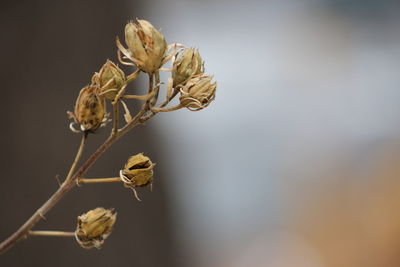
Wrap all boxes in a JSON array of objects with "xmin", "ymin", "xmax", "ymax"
[
  {"xmin": 217, "ymin": 141, "xmax": 400, "ymax": 267},
  {"xmin": 293, "ymin": 143, "xmax": 400, "ymax": 267},
  {"xmin": 0, "ymin": 1, "xmax": 179, "ymax": 266}
]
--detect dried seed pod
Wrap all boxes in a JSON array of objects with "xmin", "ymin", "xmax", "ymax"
[
  {"xmin": 75, "ymin": 207, "xmax": 117, "ymax": 249},
  {"xmin": 95, "ymin": 60, "xmax": 126, "ymax": 100},
  {"xmin": 172, "ymin": 48, "xmax": 204, "ymax": 87},
  {"xmin": 119, "ymin": 20, "xmax": 167, "ymax": 74},
  {"xmin": 120, "ymin": 153, "xmax": 154, "ymax": 188},
  {"xmin": 179, "ymin": 75, "xmax": 217, "ymax": 111},
  {"xmin": 71, "ymin": 85, "xmax": 105, "ymax": 132}
]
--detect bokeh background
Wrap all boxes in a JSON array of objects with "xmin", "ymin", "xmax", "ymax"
[{"xmin": 1, "ymin": 0, "xmax": 400, "ymax": 266}]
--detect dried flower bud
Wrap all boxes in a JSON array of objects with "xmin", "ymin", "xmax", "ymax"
[
  {"xmin": 179, "ymin": 75, "xmax": 217, "ymax": 111},
  {"xmin": 172, "ymin": 48, "xmax": 204, "ymax": 87},
  {"xmin": 120, "ymin": 153, "xmax": 154, "ymax": 188},
  {"xmin": 123, "ymin": 20, "xmax": 167, "ymax": 73},
  {"xmin": 70, "ymin": 85, "xmax": 106, "ymax": 132},
  {"xmin": 75, "ymin": 207, "xmax": 117, "ymax": 249},
  {"xmin": 96, "ymin": 60, "xmax": 125, "ymax": 100}
]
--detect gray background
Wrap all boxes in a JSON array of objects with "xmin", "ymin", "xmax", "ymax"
[
  {"xmin": 2, "ymin": 0, "xmax": 400, "ymax": 267},
  {"xmin": 0, "ymin": 1, "xmax": 178, "ymax": 266}
]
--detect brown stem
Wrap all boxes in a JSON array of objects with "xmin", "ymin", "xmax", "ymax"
[
  {"xmin": 0, "ymin": 61, "xmax": 167, "ymax": 253},
  {"xmin": 112, "ymin": 102, "xmax": 119, "ymax": 136},
  {"xmin": 29, "ymin": 231, "xmax": 75, "ymax": 237},
  {"xmin": 0, "ymin": 102, "xmax": 149, "ymax": 253},
  {"xmin": 66, "ymin": 133, "xmax": 87, "ymax": 182},
  {"xmin": 142, "ymin": 73, "xmax": 154, "ymax": 111},
  {"xmin": 141, "ymin": 86, "xmax": 180, "ymax": 122},
  {"xmin": 151, "ymin": 104, "xmax": 183, "ymax": 113},
  {"xmin": 0, "ymin": 133, "xmax": 86, "ymax": 253},
  {"xmin": 150, "ymin": 71, "xmax": 160, "ymax": 107},
  {"xmin": 126, "ymin": 69, "xmax": 140, "ymax": 84},
  {"xmin": 78, "ymin": 177, "xmax": 121, "ymax": 184}
]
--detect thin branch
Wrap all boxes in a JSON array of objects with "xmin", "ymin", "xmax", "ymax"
[
  {"xmin": 0, "ymin": 133, "xmax": 87, "ymax": 253},
  {"xmin": 150, "ymin": 71, "xmax": 160, "ymax": 107},
  {"xmin": 112, "ymin": 102, "xmax": 119, "ymax": 136},
  {"xmin": 65, "ymin": 133, "xmax": 87, "ymax": 183},
  {"xmin": 78, "ymin": 177, "xmax": 121, "ymax": 184},
  {"xmin": 29, "ymin": 231, "xmax": 75, "ymax": 237},
  {"xmin": 0, "ymin": 97, "xmax": 149, "ymax": 254},
  {"xmin": 126, "ymin": 69, "xmax": 140, "ymax": 84},
  {"xmin": 142, "ymin": 85, "xmax": 180, "ymax": 122},
  {"xmin": 147, "ymin": 73, "xmax": 154, "ymax": 106},
  {"xmin": 0, "ymin": 60, "xmax": 180, "ymax": 253},
  {"xmin": 151, "ymin": 104, "xmax": 183, "ymax": 113}
]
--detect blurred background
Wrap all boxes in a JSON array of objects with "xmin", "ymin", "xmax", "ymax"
[{"xmin": 1, "ymin": 0, "xmax": 400, "ymax": 266}]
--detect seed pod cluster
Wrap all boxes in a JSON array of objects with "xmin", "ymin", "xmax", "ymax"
[
  {"xmin": 59, "ymin": 19, "xmax": 217, "ymax": 252},
  {"xmin": 169, "ymin": 48, "xmax": 216, "ymax": 111}
]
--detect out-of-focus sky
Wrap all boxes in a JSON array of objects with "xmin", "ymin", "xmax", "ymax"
[{"xmin": 139, "ymin": 0, "xmax": 400, "ymax": 266}]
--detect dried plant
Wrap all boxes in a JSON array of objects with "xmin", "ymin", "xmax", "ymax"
[{"xmin": 0, "ymin": 19, "xmax": 217, "ymax": 253}]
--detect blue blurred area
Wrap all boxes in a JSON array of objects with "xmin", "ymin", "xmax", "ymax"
[{"xmin": 138, "ymin": 0, "xmax": 400, "ymax": 266}]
